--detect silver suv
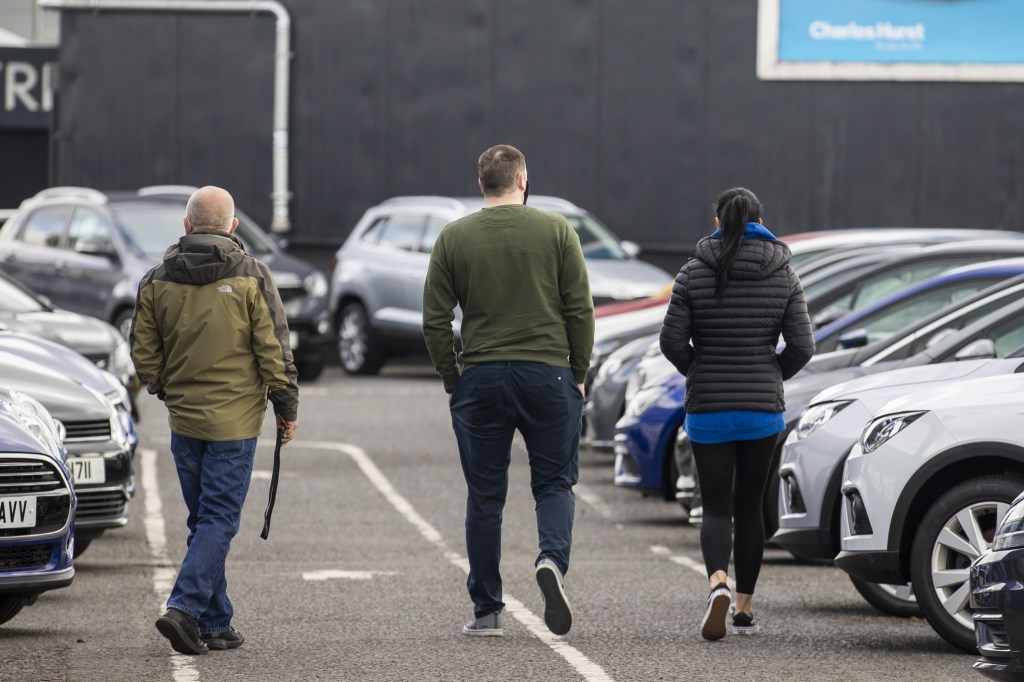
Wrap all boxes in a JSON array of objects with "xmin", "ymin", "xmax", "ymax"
[{"xmin": 329, "ymin": 195, "xmax": 672, "ymax": 374}]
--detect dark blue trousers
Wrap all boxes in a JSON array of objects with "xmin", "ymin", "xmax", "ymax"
[{"xmin": 449, "ymin": 362, "xmax": 583, "ymax": 618}]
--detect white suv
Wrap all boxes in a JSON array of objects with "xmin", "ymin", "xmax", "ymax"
[
  {"xmin": 836, "ymin": 373, "xmax": 1024, "ymax": 652},
  {"xmin": 329, "ymin": 195, "xmax": 671, "ymax": 374}
]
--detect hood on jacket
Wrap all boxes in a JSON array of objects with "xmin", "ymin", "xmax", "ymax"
[
  {"xmin": 693, "ymin": 232, "xmax": 792, "ymax": 282},
  {"xmin": 163, "ymin": 231, "xmax": 247, "ymax": 286}
]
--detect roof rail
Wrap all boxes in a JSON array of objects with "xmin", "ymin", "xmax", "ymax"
[
  {"xmin": 381, "ymin": 196, "xmax": 467, "ymax": 212},
  {"xmin": 137, "ymin": 185, "xmax": 200, "ymax": 197},
  {"xmin": 33, "ymin": 186, "xmax": 108, "ymax": 204}
]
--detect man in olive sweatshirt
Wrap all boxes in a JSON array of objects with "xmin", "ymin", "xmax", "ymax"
[
  {"xmin": 423, "ymin": 145, "xmax": 595, "ymax": 637},
  {"xmin": 131, "ymin": 186, "xmax": 298, "ymax": 655}
]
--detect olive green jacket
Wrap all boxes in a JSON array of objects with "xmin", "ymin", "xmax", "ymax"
[{"xmin": 130, "ymin": 230, "xmax": 299, "ymax": 441}]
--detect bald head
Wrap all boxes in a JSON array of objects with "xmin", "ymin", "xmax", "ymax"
[{"xmin": 185, "ymin": 186, "xmax": 237, "ymax": 233}]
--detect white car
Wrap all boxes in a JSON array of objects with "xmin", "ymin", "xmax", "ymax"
[{"xmin": 836, "ymin": 373, "xmax": 1024, "ymax": 652}]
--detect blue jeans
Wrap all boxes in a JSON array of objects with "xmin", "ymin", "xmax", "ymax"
[
  {"xmin": 449, "ymin": 362, "xmax": 583, "ymax": 618},
  {"xmin": 167, "ymin": 433, "xmax": 256, "ymax": 634}
]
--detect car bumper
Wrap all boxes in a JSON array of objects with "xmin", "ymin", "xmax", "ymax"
[
  {"xmin": 0, "ymin": 537, "xmax": 75, "ymax": 595},
  {"xmin": 834, "ymin": 549, "xmax": 904, "ymax": 585},
  {"xmin": 971, "ymin": 547, "xmax": 1024, "ymax": 680},
  {"xmin": 772, "ymin": 526, "xmax": 836, "ymax": 562},
  {"xmin": 67, "ymin": 444, "xmax": 133, "ymax": 530}
]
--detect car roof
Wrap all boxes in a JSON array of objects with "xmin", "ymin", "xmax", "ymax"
[{"xmin": 377, "ymin": 194, "xmax": 586, "ymax": 217}]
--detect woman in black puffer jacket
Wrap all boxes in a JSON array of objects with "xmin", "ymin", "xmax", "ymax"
[{"xmin": 660, "ymin": 187, "xmax": 814, "ymax": 641}]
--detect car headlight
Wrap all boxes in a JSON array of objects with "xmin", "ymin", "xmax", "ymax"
[
  {"xmin": 796, "ymin": 401, "xmax": 852, "ymax": 441},
  {"xmin": 304, "ymin": 271, "xmax": 328, "ymax": 299},
  {"xmin": 860, "ymin": 411, "xmax": 927, "ymax": 454},
  {"xmin": 108, "ymin": 340, "xmax": 134, "ymax": 384},
  {"xmin": 993, "ymin": 499, "xmax": 1024, "ymax": 551},
  {"xmin": 625, "ymin": 385, "xmax": 665, "ymax": 417}
]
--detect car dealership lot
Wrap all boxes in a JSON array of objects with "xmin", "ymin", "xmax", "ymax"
[{"xmin": 1, "ymin": 367, "xmax": 977, "ymax": 682}]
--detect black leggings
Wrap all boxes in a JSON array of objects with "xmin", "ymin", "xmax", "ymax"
[{"xmin": 691, "ymin": 434, "xmax": 778, "ymax": 595}]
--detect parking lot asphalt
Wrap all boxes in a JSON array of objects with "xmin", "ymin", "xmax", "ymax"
[{"xmin": 1, "ymin": 365, "xmax": 977, "ymax": 682}]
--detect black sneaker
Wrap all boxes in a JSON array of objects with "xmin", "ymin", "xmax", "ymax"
[
  {"xmin": 536, "ymin": 557, "xmax": 573, "ymax": 636},
  {"xmin": 203, "ymin": 626, "xmax": 245, "ymax": 650},
  {"xmin": 731, "ymin": 611, "xmax": 760, "ymax": 636},
  {"xmin": 155, "ymin": 608, "xmax": 209, "ymax": 655},
  {"xmin": 699, "ymin": 583, "xmax": 731, "ymax": 641}
]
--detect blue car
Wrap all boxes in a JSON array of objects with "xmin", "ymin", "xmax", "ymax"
[
  {"xmin": 614, "ymin": 257, "xmax": 1024, "ymax": 499},
  {"xmin": 0, "ymin": 390, "xmax": 75, "ymax": 626}
]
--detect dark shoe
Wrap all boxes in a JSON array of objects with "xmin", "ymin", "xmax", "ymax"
[
  {"xmin": 730, "ymin": 611, "xmax": 760, "ymax": 636},
  {"xmin": 203, "ymin": 626, "xmax": 245, "ymax": 650},
  {"xmin": 155, "ymin": 608, "xmax": 209, "ymax": 655},
  {"xmin": 462, "ymin": 611, "xmax": 504, "ymax": 637},
  {"xmin": 536, "ymin": 557, "xmax": 573, "ymax": 636},
  {"xmin": 700, "ymin": 583, "xmax": 731, "ymax": 641}
]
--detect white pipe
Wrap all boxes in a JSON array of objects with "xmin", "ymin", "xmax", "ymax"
[{"xmin": 38, "ymin": 0, "xmax": 294, "ymax": 232}]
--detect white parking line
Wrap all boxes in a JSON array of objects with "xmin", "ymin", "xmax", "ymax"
[
  {"xmin": 296, "ymin": 441, "xmax": 615, "ymax": 682},
  {"xmin": 302, "ymin": 570, "xmax": 397, "ymax": 581},
  {"xmin": 649, "ymin": 545, "xmax": 737, "ymax": 591},
  {"xmin": 140, "ymin": 448, "xmax": 200, "ymax": 681}
]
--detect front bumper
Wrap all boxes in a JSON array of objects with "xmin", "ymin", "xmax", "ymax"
[
  {"xmin": 971, "ymin": 547, "xmax": 1024, "ymax": 680},
  {"xmin": 0, "ymin": 536, "xmax": 75, "ymax": 595},
  {"xmin": 834, "ymin": 549, "xmax": 904, "ymax": 585},
  {"xmin": 773, "ymin": 526, "xmax": 836, "ymax": 562},
  {"xmin": 66, "ymin": 442, "xmax": 133, "ymax": 530}
]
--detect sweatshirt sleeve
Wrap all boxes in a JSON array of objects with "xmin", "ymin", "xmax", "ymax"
[
  {"xmin": 559, "ymin": 224, "xmax": 595, "ymax": 384},
  {"xmin": 422, "ymin": 233, "xmax": 461, "ymax": 392},
  {"xmin": 250, "ymin": 262, "xmax": 299, "ymax": 421},
  {"xmin": 777, "ymin": 267, "xmax": 815, "ymax": 381},
  {"xmin": 660, "ymin": 265, "xmax": 694, "ymax": 375},
  {"xmin": 129, "ymin": 274, "xmax": 166, "ymax": 397}
]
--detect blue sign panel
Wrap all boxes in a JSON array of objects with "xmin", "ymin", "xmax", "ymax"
[{"xmin": 779, "ymin": 0, "xmax": 1024, "ymax": 64}]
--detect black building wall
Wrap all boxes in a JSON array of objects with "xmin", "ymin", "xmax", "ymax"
[{"xmin": 54, "ymin": 0, "xmax": 1024, "ymax": 251}]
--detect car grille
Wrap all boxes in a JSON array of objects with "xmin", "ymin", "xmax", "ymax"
[
  {"xmin": 76, "ymin": 489, "xmax": 127, "ymax": 521},
  {"xmin": 63, "ymin": 420, "xmax": 112, "ymax": 441},
  {"xmin": 278, "ymin": 286, "xmax": 305, "ymax": 302},
  {"xmin": 0, "ymin": 460, "xmax": 64, "ymax": 494},
  {"xmin": 0, "ymin": 543, "xmax": 53, "ymax": 570}
]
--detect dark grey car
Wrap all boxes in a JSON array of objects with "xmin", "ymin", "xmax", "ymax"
[{"xmin": 0, "ymin": 186, "xmax": 331, "ymax": 381}]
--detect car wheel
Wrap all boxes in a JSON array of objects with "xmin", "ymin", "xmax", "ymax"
[
  {"xmin": 337, "ymin": 302, "xmax": 385, "ymax": 375},
  {"xmin": 295, "ymin": 351, "xmax": 325, "ymax": 382},
  {"xmin": 910, "ymin": 475, "xmax": 1023, "ymax": 652},
  {"xmin": 0, "ymin": 595, "xmax": 25, "ymax": 625},
  {"xmin": 113, "ymin": 308, "xmax": 134, "ymax": 341},
  {"xmin": 849, "ymin": 576, "xmax": 922, "ymax": 617}
]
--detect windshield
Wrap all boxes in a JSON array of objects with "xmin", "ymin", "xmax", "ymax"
[
  {"xmin": 563, "ymin": 214, "xmax": 628, "ymax": 260},
  {"xmin": 112, "ymin": 205, "xmax": 273, "ymax": 258},
  {"xmin": 0, "ymin": 277, "xmax": 44, "ymax": 313}
]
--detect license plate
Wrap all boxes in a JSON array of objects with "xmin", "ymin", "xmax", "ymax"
[
  {"xmin": 0, "ymin": 496, "xmax": 36, "ymax": 529},
  {"xmin": 71, "ymin": 457, "xmax": 106, "ymax": 485}
]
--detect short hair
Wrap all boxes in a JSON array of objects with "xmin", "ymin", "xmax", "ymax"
[
  {"xmin": 185, "ymin": 186, "xmax": 235, "ymax": 231},
  {"xmin": 478, "ymin": 144, "xmax": 526, "ymax": 197}
]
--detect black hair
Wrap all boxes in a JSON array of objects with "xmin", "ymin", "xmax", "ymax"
[{"xmin": 712, "ymin": 187, "xmax": 763, "ymax": 300}]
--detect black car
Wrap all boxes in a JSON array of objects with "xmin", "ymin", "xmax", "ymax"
[
  {"xmin": 971, "ymin": 490, "xmax": 1024, "ymax": 680},
  {"xmin": 0, "ymin": 186, "xmax": 331, "ymax": 381}
]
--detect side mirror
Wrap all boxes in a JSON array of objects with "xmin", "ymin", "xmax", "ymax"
[
  {"xmin": 37, "ymin": 294, "xmax": 53, "ymax": 310},
  {"xmin": 954, "ymin": 338, "xmax": 997, "ymax": 361},
  {"xmin": 620, "ymin": 240, "xmax": 641, "ymax": 258},
  {"xmin": 837, "ymin": 328, "xmax": 869, "ymax": 349},
  {"xmin": 924, "ymin": 328, "xmax": 958, "ymax": 350},
  {"xmin": 271, "ymin": 234, "xmax": 290, "ymax": 250},
  {"xmin": 812, "ymin": 307, "xmax": 851, "ymax": 329},
  {"xmin": 75, "ymin": 237, "xmax": 117, "ymax": 259}
]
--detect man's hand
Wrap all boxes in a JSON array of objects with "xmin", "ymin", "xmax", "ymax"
[
  {"xmin": 578, "ymin": 383, "xmax": 586, "ymax": 397},
  {"xmin": 276, "ymin": 414, "xmax": 298, "ymax": 446}
]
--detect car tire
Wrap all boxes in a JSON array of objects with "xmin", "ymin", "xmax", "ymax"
[
  {"xmin": 295, "ymin": 352, "xmax": 325, "ymax": 382},
  {"xmin": 849, "ymin": 576, "xmax": 922, "ymax": 617},
  {"xmin": 910, "ymin": 475, "xmax": 1024, "ymax": 652},
  {"xmin": 337, "ymin": 302, "xmax": 385, "ymax": 375},
  {"xmin": 0, "ymin": 595, "xmax": 25, "ymax": 626},
  {"xmin": 113, "ymin": 308, "xmax": 134, "ymax": 341}
]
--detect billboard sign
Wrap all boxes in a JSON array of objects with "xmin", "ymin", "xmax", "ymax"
[
  {"xmin": 0, "ymin": 47, "xmax": 57, "ymax": 129},
  {"xmin": 757, "ymin": 0, "xmax": 1024, "ymax": 81}
]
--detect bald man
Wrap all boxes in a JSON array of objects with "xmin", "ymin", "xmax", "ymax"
[{"xmin": 131, "ymin": 186, "xmax": 299, "ymax": 655}]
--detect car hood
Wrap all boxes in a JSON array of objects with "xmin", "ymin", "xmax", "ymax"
[
  {"xmin": 594, "ymin": 300, "xmax": 668, "ymax": 345},
  {"xmin": 586, "ymin": 259, "xmax": 673, "ymax": 301},
  {"xmin": 782, "ymin": 366, "xmax": 880, "ymax": 423},
  {"xmin": 0, "ymin": 350, "xmax": 112, "ymax": 421},
  {"xmin": 0, "ymin": 410, "xmax": 50, "ymax": 455},
  {"xmin": 0, "ymin": 310, "xmax": 120, "ymax": 356},
  {"xmin": 811, "ymin": 358, "xmax": 1024, "ymax": 407},
  {"xmin": 0, "ymin": 331, "xmax": 124, "ymax": 399},
  {"xmin": 876, "ymin": 373, "xmax": 1024, "ymax": 417}
]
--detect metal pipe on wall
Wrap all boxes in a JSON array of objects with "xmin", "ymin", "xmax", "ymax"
[{"xmin": 37, "ymin": 0, "xmax": 294, "ymax": 232}]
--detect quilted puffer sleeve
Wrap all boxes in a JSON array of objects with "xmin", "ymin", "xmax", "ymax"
[
  {"xmin": 660, "ymin": 264, "xmax": 695, "ymax": 375},
  {"xmin": 776, "ymin": 267, "xmax": 815, "ymax": 380}
]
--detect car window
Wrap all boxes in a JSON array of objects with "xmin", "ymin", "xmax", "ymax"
[
  {"xmin": 67, "ymin": 208, "xmax": 113, "ymax": 253},
  {"xmin": 375, "ymin": 214, "xmax": 426, "ymax": 252},
  {"xmin": 563, "ymin": 214, "xmax": 627, "ymax": 260},
  {"xmin": 232, "ymin": 215, "xmax": 273, "ymax": 255},
  {"xmin": 905, "ymin": 287, "xmax": 1024, "ymax": 357},
  {"xmin": 852, "ymin": 261, "xmax": 965, "ymax": 310},
  {"xmin": 853, "ymin": 278, "xmax": 1002, "ymax": 346},
  {"xmin": 420, "ymin": 216, "xmax": 447, "ymax": 253},
  {"xmin": 17, "ymin": 206, "xmax": 72, "ymax": 248},
  {"xmin": 990, "ymin": 316, "xmax": 1024, "ymax": 357},
  {"xmin": 113, "ymin": 204, "xmax": 273, "ymax": 258},
  {"xmin": 0, "ymin": 276, "xmax": 44, "ymax": 313}
]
